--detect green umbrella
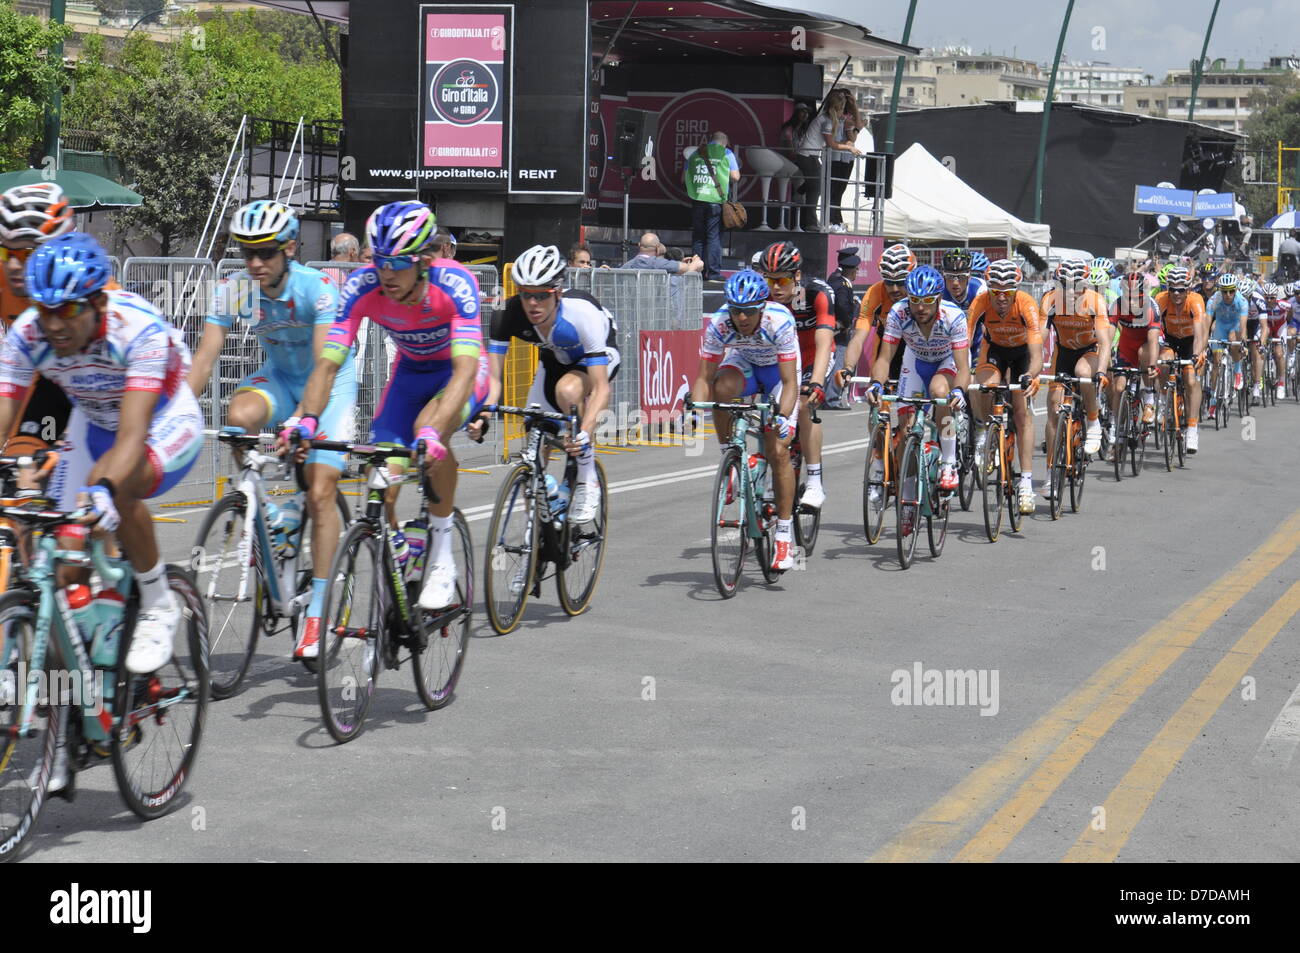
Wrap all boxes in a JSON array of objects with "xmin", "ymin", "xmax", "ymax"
[{"xmin": 0, "ymin": 168, "xmax": 142, "ymax": 210}]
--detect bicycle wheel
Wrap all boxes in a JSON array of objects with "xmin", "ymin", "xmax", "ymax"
[
  {"xmin": 957, "ymin": 427, "xmax": 975, "ymax": 512},
  {"xmin": 111, "ymin": 566, "xmax": 210, "ymax": 820},
  {"xmin": 484, "ymin": 463, "xmax": 540, "ymax": 634},
  {"xmin": 981, "ymin": 423, "xmax": 1004, "ymax": 542},
  {"xmin": 1174, "ymin": 392, "xmax": 1186, "ymax": 467},
  {"xmin": 1113, "ymin": 393, "xmax": 1129, "ymax": 481},
  {"xmin": 926, "ymin": 480, "xmax": 949, "ymax": 558},
  {"xmin": 1048, "ymin": 416, "xmax": 1067, "ymax": 521},
  {"xmin": 758, "ymin": 496, "xmax": 782, "ymax": 584},
  {"xmin": 294, "ymin": 489, "xmax": 354, "ymax": 677},
  {"xmin": 558, "ymin": 460, "xmax": 609, "ymax": 615},
  {"xmin": 896, "ymin": 434, "xmax": 921, "ymax": 569},
  {"xmin": 1069, "ymin": 424, "xmax": 1087, "ymax": 513},
  {"xmin": 863, "ymin": 424, "xmax": 889, "ymax": 545},
  {"xmin": 1006, "ymin": 431, "xmax": 1024, "ymax": 534},
  {"xmin": 190, "ymin": 493, "xmax": 260, "ymax": 700},
  {"xmin": 710, "ymin": 449, "xmax": 747, "ymax": 598},
  {"xmin": 1238, "ymin": 377, "xmax": 1249, "ymax": 419},
  {"xmin": 1130, "ymin": 403, "xmax": 1146, "ymax": 477},
  {"xmin": 0, "ymin": 590, "xmax": 61, "ymax": 862},
  {"xmin": 317, "ymin": 522, "xmax": 383, "ymax": 744},
  {"xmin": 412, "ymin": 510, "xmax": 472, "ymax": 711},
  {"xmin": 1162, "ymin": 392, "xmax": 1175, "ymax": 472}
]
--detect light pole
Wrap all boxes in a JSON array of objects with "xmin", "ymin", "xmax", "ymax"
[
  {"xmin": 884, "ymin": 0, "xmax": 920, "ymax": 156},
  {"xmin": 1188, "ymin": 0, "xmax": 1222, "ymax": 123},
  {"xmin": 1033, "ymin": 0, "xmax": 1076, "ymax": 224}
]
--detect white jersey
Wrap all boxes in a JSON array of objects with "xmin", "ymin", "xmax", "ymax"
[
  {"xmin": 0, "ymin": 290, "xmax": 192, "ymax": 431},
  {"xmin": 699, "ymin": 302, "xmax": 800, "ymax": 367},
  {"xmin": 882, "ymin": 299, "xmax": 969, "ymax": 364}
]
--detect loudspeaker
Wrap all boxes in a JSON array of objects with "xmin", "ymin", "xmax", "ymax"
[{"xmin": 614, "ymin": 107, "xmax": 657, "ymax": 170}]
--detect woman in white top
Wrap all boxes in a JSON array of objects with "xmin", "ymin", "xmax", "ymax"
[{"xmin": 791, "ymin": 96, "xmax": 863, "ymax": 232}]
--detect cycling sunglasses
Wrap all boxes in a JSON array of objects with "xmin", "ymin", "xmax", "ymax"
[
  {"xmin": 764, "ymin": 274, "xmax": 796, "ymax": 289},
  {"xmin": 518, "ymin": 289, "xmax": 557, "ymax": 303},
  {"xmin": 373, "ymin": 252, "xmax": 421, "ymax": 271},
  {"xmin": 35, "ymin": 300, "xmax": 84, "ymax": 321},
  {"xmin": 728, "ymin": 304, "xmax": 765, "ymax": 319},
  {"xmin": 240, "ymin": 243, "xmax": 286, "ymax": 262},
  {"xmin": 0, "ymin": 246, "xmax": 33, "ymax": 264},
  {"xmin": 908, "ymin": 294, "xmax": 941, "ymax": 306}
]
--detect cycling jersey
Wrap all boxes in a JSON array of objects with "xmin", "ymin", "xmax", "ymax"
[
  {"xmin": 882, "ymin": 299, "xmax": 968, "ymax": 363},
  {"xmin": 1260, "ymin": 299, "xmax": 1292, "ymax": 336},
  {"xmin": 1205, "ymin": 291, "xmax": 1248, "ymax": 339},
  {"xmin": 854, "ymin": 281, "xmax": 898, "ymax": 333},
  {"xmin": 966, "ymin": 290, "xmax": 1041, "ymax": 349},
  {"xmin": 1154, "ymin": 290, "xmax": 1206, "ymax": 340},
  {"xmin": 701, "ymin": 302, "xmax": 800, "ymax": 420},
  {"xmin": 1110, "ymin": 298, "xmax": 1161, "ymax": 368},
  {"xmin": 781, "ymin": 276, "xmax": 835, "ymax": 370},
  {"xmin": 0, "ymin": 290, "xmax": 202, "ymax": 496},
  {"xmin": 1040, "ymin": 287, "xmax": 1110, "ymax": 350},
  {"xmin": 209, "ymin": 261, "xmax": 346, "ymax": 386}
]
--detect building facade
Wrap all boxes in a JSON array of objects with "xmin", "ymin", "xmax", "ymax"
[
  {"xmin": 815, "ymin": 47, "xmax": 1045, "ymax": 114},
  {"xmin": 1054, "ymin": 59, "xmax": 1148, "ymax": 109},
  {"xmin": 1123, "ymin": 57, "xmax": 1300, "ymax": 134}
]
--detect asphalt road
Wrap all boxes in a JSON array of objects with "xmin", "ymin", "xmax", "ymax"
[{"xmin": 25, "ymin": 396, "xmax": 1300, "ymax": 863}]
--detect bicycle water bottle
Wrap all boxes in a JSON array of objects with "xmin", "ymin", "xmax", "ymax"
[
  {"xmin": 545, "ymin": 474, "xmax": 569, "ymax": 519},
  {"xmin": 747, "ymin": 452, "xmax": 767, "ymax": 487},
  {"xmin": 401, "ymin": 518, "xmax": 427, "ymax": 580},
  {"xmin": 90, "ymin": 589, "xmax": 126, "ymax": 667},
  {"xmin": 271, "ymin": 497, "xmax": 302, "ymax": 555},
  {"xmin": 60, "ymin": 584, "xmax": 96, "ymax": 648}
]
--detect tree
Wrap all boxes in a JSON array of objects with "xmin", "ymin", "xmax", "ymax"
[
  {"xmin": 101, "ymin": 47, "xmax": 237, "ymax": 255},
  {"xmin": 1232, "ymin": 74, "xmax": 1300, "ymax": 217},
  {"xmin": 0, "ymin": 0, "xmax": 72, "ymax": 171}
]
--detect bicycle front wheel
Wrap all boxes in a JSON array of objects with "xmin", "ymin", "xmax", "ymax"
[
  {"xmin": 413, "ymin": 510, "xmax": 472, "ymax": 711},
  {"xmin": 558, "ymin": 460, "xmax": 608, "ymax": 615},
  {"xmin": 926, "ymin": 482, "xmax": 949, "ymax": 558},
  {"xmin": 1113, "ymin": 394, "xmax": 1129, "ymax": 482},
  {"xmin": 863, "ymin": 424, "xmax": 888, "ymax": 545},
  {"xmin": 0, "ymin": 590, "xmax": 61, "ymax": 862},
  {"xmin": 112, "ymin": 566, "xmax": 210, "ymax": 820},
  {"xmin": 710, "ymin": 449, "xmax": 746, "ymax": 598},
  {"xmin": 484, "ymin": 464, "xmax": 540, "ymax": 634},
  {"xmin": 981, "ymin": 423, "xmax": 1004, "ymax": 542},
  {"xmin": 1049, "ymin": 417, "xmax": 1067, "ymax": 521},
  {"xmin": 191, "ymin": 493, "xmax": 261, "ymax": 700},
  {"xmin": 1162, "ymin": 392, "xmax": 1175, "ymax": 471},
  {"xmin": 896, "ymin": 434, "xmax": 921, "ymax": 569},
  {"xmin": 317, "ymin": 522, "xmax": 383, "ymax": 744},
  {"xmin": 794, "ymin": 481, "xmax": 821, "ymax": 555}
]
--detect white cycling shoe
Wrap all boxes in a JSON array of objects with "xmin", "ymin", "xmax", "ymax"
[
  {"xmin": 1083, "ymin": 420, "xmax": 1102, "ymax": 455},
  {"xmin": 800, "ymin": 482, "xmax": 826, "ymax": 509},
  {"xmin": 1186, "ymin": 426, "xmax": 1199, "ymax": 454},
  {"xmin": 568, "ymin": 481, "xmax": 601, "ymax": 523},
  {"xmin": 418, "ymin": 561, "xmax": 458, "ymax": 610},
  {"xmin": 126, "ymin": 595, "xmax": 179, "ymax": 674}
]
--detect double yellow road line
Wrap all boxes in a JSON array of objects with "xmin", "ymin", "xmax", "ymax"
[{"xmin": 872, "ymin": 508, "xmax": 1300, "ymax": 863}]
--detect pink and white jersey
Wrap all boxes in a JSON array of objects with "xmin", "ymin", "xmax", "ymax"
[
  {"xmin": 324, "ymin": 261, "xmax": 483, "ymax": 367},
  {"xmin": 883, "ymin": 299, "xmax": 969, "ymax": 364},
  {"xmin": 0, "ymin": 290, "xmax": 191, "ymax": 430},
  {"xmin": 699, "ymin": 302, "xmax": 800, "ymax": 366}
]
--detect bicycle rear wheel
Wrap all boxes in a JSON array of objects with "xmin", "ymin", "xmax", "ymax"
[
  {"xmin": 412, "ymin": 510, "xmax": 472, "ymax": 711},
  {"xmin": 1069, "ymin": 428, "xmax": 1087, "ymax": 513},
  {"xmin": 896, "ymin": 434, "xmax": 921, "ymax": 569},
  {"xmin": 957, "ymin": 421, "xmax": 975, "ymax": 512},
  {"xmin": 1130, "ymin": 407, "xmax": 1146, "ymax": 477},
  {"xmin": 1162, "ymin": 392, "xmax": 1175, "ymax": 471},
  {"xmin": 1113, "ymin": 394, "xmax": 1129, "ymax": 481},
  {"xmin": 710, "ymin": 449, "xmax": 746, "ymax": 598},
  {"xmin": 112, "ymin": 566, "xmax": 210, "ymax": 820},
  {"xmin": 1049, "ymin": 417, "xmax": 1067, "ymax": 521},
  {"xmin": 191, "ymin": 493, "xmax": 260, "ymax": 700},
  {"xmin": 926, "ymin": 481, "xmax": 949, "ymax": 558},
  {"xmin": 317, "ymin": 522, "xmax": 383, "ymax": 744},
  {"xmin": 863, "ymin": 424, "xmax": 888, "ymax": 545},
  {"xmin": 981, "ymin": 423, "xmax": 1004, "ymax": 542},
  {"xmin": 484, "ymin": 464, "xmax": 539, "ymax": 634},
  {"xmin": 758, "ymin": 497, "xmax": 782, "ymax": 584},
  {"xmin": 0, "ymin": 590, "xmax": 61, "ymax": 863},
  {"xmin": 1175, "ymin": 392, "xmax": 1186, "ymax": 467},
  {"xmin": 1006, "ymin": 431, "xmax": 1024, "ymax": 534},
  {"xmin": 558, "ymin": 461, "xmax": 608, "ymax": 615}
]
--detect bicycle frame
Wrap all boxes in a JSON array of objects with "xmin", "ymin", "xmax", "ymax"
[
  {"xmin": 694, "ymin": 400, "xmax": 773, "ymax": 542},
  {"xmin": 895, "ymin": 397, "xmax": 946, "ymax": 518}
]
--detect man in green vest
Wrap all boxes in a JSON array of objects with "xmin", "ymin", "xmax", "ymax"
[{"xmin": 685, "ymin": 131, "xmax": 740, "ymax": 281}]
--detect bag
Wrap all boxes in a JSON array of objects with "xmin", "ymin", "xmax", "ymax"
[{"xmin": 722, "ymin": 201, "xmax": 747, "ymax": 230}]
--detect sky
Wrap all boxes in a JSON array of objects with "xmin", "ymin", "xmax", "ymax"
[{"xmin": 814, "ymin": 0, "xmax": 1299, "ymax": 81}]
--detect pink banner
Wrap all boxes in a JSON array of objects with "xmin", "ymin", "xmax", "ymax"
[
  {"xmin": 425, "ymin": 14, "xmax": 504, "ymax": 60},
  {"xmin": 639, "ymin": 329, "xmax": 700, "ymax": 421},
  {"xmin": 422, "ymin": 123, "xmax": 504, "ymax": 167},
  {"xmin": 420, "ymin": 8, "xmax": 509, "ymax": 178}
]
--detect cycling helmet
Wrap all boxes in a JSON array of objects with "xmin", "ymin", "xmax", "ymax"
[
  {"xmin": 1091, "ymin": 256, "xmax": 1114, "ymax": 275},
  {"xmin": 1164, "ymin": 266, "xmax": 1191, "ymax": 291},
  {"xmin": 1088, "ymin": 266, "xmax": 1110, "ymax": 287},
  {"xmin": 1261, "ymin": 281, "xmax": 1280, "ymax": 298},
  {"xmin": 760, "ymin": 241, "xmax": 801, "ymax": 275},
  {"xmin": 970, "ymin": 251, "xmax": 989, "ymax": 275},
  {"xmin": 1239, "ymin": 277, "xmax": 1257, "ymax": 297},
  {"xmin": 230, "ymin": 200, "xmax": 298, "ymax": 245},
  {"xmin": 724, "ymin": 269, "xmax": 770, "ymax": 308},
  {"xmin": 1156, "ymin": 263, "xmax": 1173, "ymax": 286},
  {"xmin": 365, "ymin": 200, "xmax": 436, "ymax": 257},
  {"xmin": 1197, "ymin": 262, "xmax": 1218, "ymax": 281},
  {"xmin": 1057, "ymin": 260, "xmax": 1089, "ymax": 284},
  {"xmin": 904, "ymin": 264, "xmax": 944, "ymax": 298},
  {"xmin": 512, "ymin": 244, "xmax": 566, "ymax": 288},
  {"xmin": 940, "ymin": 248, "xmax": 973, "ymax": 273},
  {"xmin": 1217, "ymin": 273, "xmax": 1238, "ymax": 291},
  {"xmin": 985, "ymin": 259, "xmax": 1021, "ymax": 289},
  {"xmin": 24, "ymin": 232, "xmax": 112, "ymax": 307},
  {"xmin": 0, "ymin": 183, "xmax": 74, "ymax": 245},
  {"xmin": 877, "ymin": 243, "xmax": 916, "ymax": 282}
]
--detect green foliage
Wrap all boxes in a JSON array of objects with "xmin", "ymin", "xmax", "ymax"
[
  {"xmin": 0, "ymin": 0, "xmax": 72, "ymax": 171},
  {"xmin": 1233, "ymin": 74, "xmax": 1300, "ymax": 217}
]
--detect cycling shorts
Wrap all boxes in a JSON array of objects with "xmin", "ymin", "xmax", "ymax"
[
  {"xmin": 1246, "ymin": 317, "xmax": 1262, "ymax": 340},
  {"xmin": 1163, "ymin": 334, "xmax": 1195, "ymax": 361},
  {"xmin": 717, "ymin": 351, "xmax": 800, "ymax": 428},
  {"xmin": 369, "ymin": 353, "xmax": 490, "ymax": 448},
  {"xmin": 978, "ymin": 342, "xmax": 1029, "ymax": 380},
  {"xmin": 1050, "ymin": 342, "xmax": 1098, "ymax": 377},
  {"xmin": 1117, "ymin": 327, "xmax": 1153, "ymax": 370},
  {"xmin": 235, "ymin": 361, "xmax": 356, "ymax": 472},
  {"xmin": 526, "ymin": 351, "xmax": 622, "ymax": 417},
  {"xmin": 898, "ymin": 347, "xmax": 956, "ymax": 400}
]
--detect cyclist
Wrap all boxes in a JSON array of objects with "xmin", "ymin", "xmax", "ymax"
[
  {"xmin": 1205, "ymin": 272, "xmax": 1249, "ymax": 402},
  {"xmin": 866, "ymin": 265, "xmax": 969, "ymax": 509},
  {"xmin": 1040, "ymin": 260, "xmax": 1110, "ymax": 480},
  {"xmin": 1153, "ymin": 265, "xmax": 1206, "ymax": 453},
  {"xmin": 841, "ymin": 243, "xmax": 914, "ymax": 390},
  {"xmin": 1197, "ymin": 262, "xmax": 1219, "ymax": 303},
  {"xmin": 940, "ymin": 248, "xmax": 986, "ymax": 312},
  {"xmin": 690, "ymin": 269, "xmax": 800, "ymax": 572},
  {"xmin": 1240, "ymin": 276, "xmax": 1266, "ymax": 401},
  {"xmin": 1089, "ymin": 265, "xmax": 1119, "ymax": 307},
  {"xmin": 1260, "ymin": 282, "xmax": 1291, "ymax": 401},
  {"xmin": 965, "ymin": 260, "xmax": 1041, "ymax": 514},
  {"xmin": 474, "ymin": 244, "xmax": 618, "ymax": 523},
  {"xmin": 0, "ymin": 233, "xmax": 203, "ymax": 674},
  {"xmin": 758, "ymin": 241, "xmax": 833, "ymax": 509},
  {"xmin": 190, "ymin": 201, "xmax": 356, "ymax": 660},
  {"xmin": 298, "ymin": 200, "xmax": 489, "ymax": 612},
  {"xmin": 970, "ymin": 251, "xmax": 990, "ymax": 282},
  {"xmin": 1108, "ymin": 272, "xmax": 1163, "ymax": 449}
]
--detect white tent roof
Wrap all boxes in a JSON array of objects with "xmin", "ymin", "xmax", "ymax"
[{"xmin": 884, "ymin": 143, "xmax": 1051, "ymax": 245}]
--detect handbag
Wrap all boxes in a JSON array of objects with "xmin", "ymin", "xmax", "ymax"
[{"xmin": 710, "ymin": 150, "xmax": 747, "ymax": 230}]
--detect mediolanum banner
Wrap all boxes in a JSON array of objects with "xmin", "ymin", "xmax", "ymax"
[{"xmin": 419, "ymin": 4, "xmax": 513, "ymax": 188}]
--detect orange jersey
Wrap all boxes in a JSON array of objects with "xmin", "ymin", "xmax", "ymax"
[
  {"xmin": 1040, "ymin": 287, "xmax": 1109, "ymax": 350},
  {"xmin": 1154, "ymin": 290, "xmax": 1205, "ymax": 339},
  {"xmin": 967, "ymin": 290, "xmax": 1041, "ymax": 349},
  {"xmin": 855, "ymin": 281, "xmax": 897, "ymax": 332},
  {"xmin": 0, "ymin": 268, "xmax": 24, "ymax": 328}
]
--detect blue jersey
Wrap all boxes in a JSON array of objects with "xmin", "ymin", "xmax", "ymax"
[
  {"xmin": 942, "ymin": 276, "xmax": 986, "ymax": 311},
  {"xmin": 1206, "ymin": 291, "xmax": 1248, "ymax": 335},
  {"xmin": 208, "ymin": 261, "xmax": 346, "ymax": 385}
]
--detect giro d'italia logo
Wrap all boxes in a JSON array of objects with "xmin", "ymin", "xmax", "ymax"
[{"xmin": 430, "ymin": 59, "xmax": 498, "ymax": 126}]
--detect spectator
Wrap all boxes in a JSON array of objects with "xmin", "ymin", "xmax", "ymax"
[
  {"xmin": 360, "ymin": 244, "xmax": 373, "ymax": 265},
  {"xmin": 684, "ymin": 130, "xmax": 739, "ymax": 280},
  {"xmin": 431, "ymin": 228, "xmax": 457, "ymax": 260},
  {"xmin": 792, "ymin": 99, "xmax": 859, "ymax": 232},
  {"xmin": 330, "ymin": 232, "xmax": 361, "ymax": 262},
  {"xmin": 621, "ymin": 232, "xmax": 703, "ymax": 274},
  {"xmin": 826, "ymin": 90, "xmax": 865, "ymax": 233},
  {"xmin": 824, "ymin": 245, "xmax": 861, "ymax": 408},
  {"xmin": 1278, "ymin": 229, "xmax": 1300, "ymax": 282},
  {"xmin": 569, "ymin": 243, "xmax": 593, "ymax": 267}
]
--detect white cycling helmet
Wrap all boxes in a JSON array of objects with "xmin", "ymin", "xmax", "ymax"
[
  {"xmin": 513, "ymin": 244, "xmax": 565, "ymax": 288},
  {"xmin": 230, "ymin": 200, "xmax": 299, "ymax": 245},
  {"xmin": 0, "ymin": 183, "xmax": 74, "ymax": 244},
  {"xmin": 1261, "ymin": 282, "xmax": 1280, "ymax": 298},
  {"xmin": 1238, "ymin": 277, "xmax": 1257, "ymax": 296}
]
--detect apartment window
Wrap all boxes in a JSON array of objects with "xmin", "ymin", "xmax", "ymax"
[
  {"xmin": 907, "ymin": 86, "xmax": 915, "ymax": 97},
  {"xmin": 1137, "ymin": 98, "xmax": 1149, "ymax": 108},
  {"xmin": 862, "ymin": 60, "xmax": 876, "ymax": 72}
]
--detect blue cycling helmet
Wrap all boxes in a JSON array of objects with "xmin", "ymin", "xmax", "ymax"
[
  {"xmin": 970, "ymin": 251, "xmax": 989, "ymax": 275},
  {"xmin": 904, "ymin": 264, "xmax": 944, "ymax": 298},
  {"xmin": 724, "ymin": 269, "xmax": 769, "ymax": 307},
  {"xmin": 24, "ymin": 232, "xmax": 112, "ymax": 307},
  {"xmin": 366, "ymin": 200, "xmax": 436, "ymax": 256}
]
